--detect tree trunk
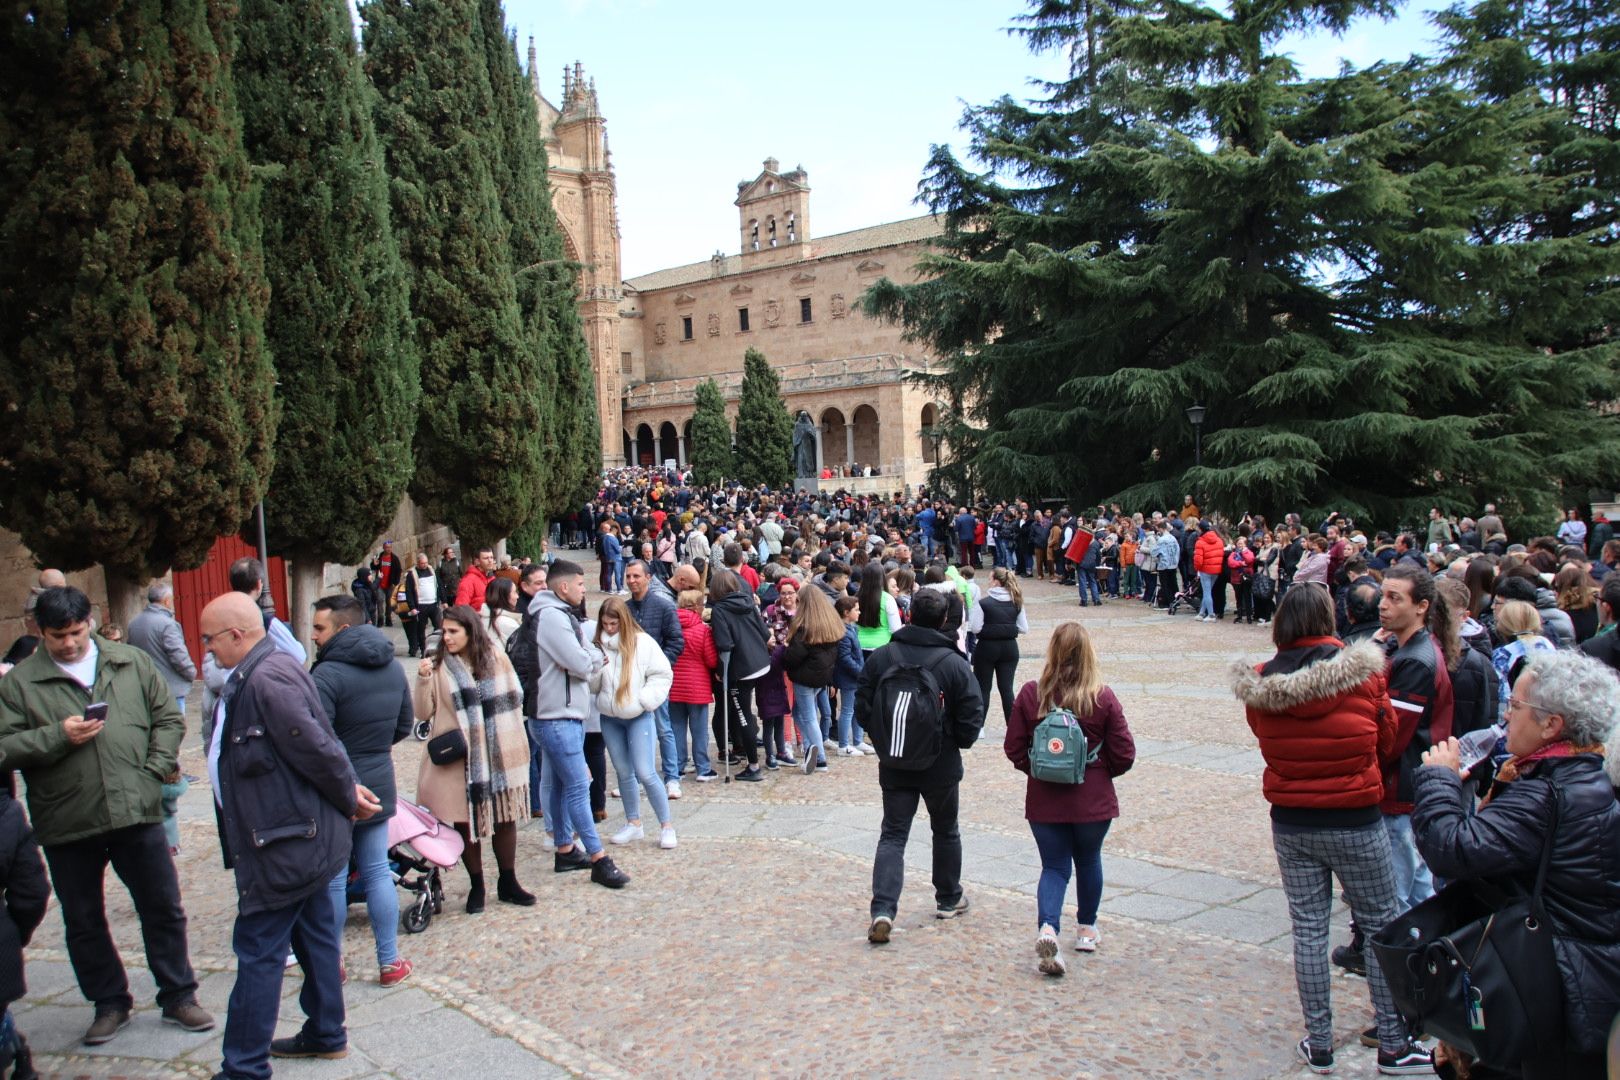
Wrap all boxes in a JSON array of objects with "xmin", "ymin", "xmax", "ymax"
[
  {"xmin": 286, "ymin": 555, "xmax": 326, "ymax": 655},
  {"xmin": 102, "ymin": 567, "xmax": 146, "ymax": 636}
]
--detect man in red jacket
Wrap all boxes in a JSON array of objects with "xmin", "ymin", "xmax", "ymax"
[{"xmin": 453, "ymin": 547, "xmax": 496, "ymax": 609}]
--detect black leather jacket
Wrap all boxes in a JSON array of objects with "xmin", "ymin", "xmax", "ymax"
[{"xmin": 1413, "ymin": 754, "xmax": 1620, "ymax": 1055}]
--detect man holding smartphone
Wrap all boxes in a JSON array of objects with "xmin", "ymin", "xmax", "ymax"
[{"xmin": 0, "ymin": 586, "xmax": 212, "ymax": 1047}]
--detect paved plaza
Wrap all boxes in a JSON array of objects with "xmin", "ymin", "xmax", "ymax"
[{"xmin": 16, "ymin": 564, "xmax": 1405, "ymax": 1078}]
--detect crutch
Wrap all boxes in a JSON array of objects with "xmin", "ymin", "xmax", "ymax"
[{"xmin": 720, "ymin": 648, "xmax": 733, "ymax": 783}]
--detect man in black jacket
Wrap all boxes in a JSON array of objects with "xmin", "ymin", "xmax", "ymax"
[
  {"xmin": 201, "ymin": 593, "xmax": 377, "ymax": 1078},
  {"xmin": 310, "ymin": 595, "xmax": 414, "ymax": 986},
  {"xmin": 856, "ymin": 589, "xmax": 984, "ymax": 944}
]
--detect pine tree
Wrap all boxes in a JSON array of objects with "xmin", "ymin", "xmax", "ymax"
[
  {"xmin": 362, "ymin": 0, "xmax": 542, "ymax": 551},
  {"xmin": 235, "ymin": 0, "xmax": 420, "ymax": 637},
  {"xmin": 0, "ymin": 0, "xmax": 275, "ymax": 624},
  {"xmin": 689, "ymin": 379, "xmax": 734, "ymax": 486},
  {"xmin": 476, "ymin": 4, "xmax": 599, "ymax": 526},
  {"xmin": 866, "ymin": 0, "xmax": 1620, "ymax": 527},
  {"xmin": 733, "ymin": 349, "xmax": 793, "ymax": 490}
]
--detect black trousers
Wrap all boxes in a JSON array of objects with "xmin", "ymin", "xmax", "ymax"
[
  {"xmin": 712, "ymin": 675, "xmax": 760, "ymax": 766},
  {"xmin": 972, "ymin": 639, "xmax": 1019, "ymax": 728},
  {"xmin": 585, "ymin": 731, "xmax": 607, "ymax": 816},
  {"xmin": 43, "ymin": 822, "xmax": 198, "ymax": 1012},
  {"xmin": 871, "ymin": 783, "xmax": 961, "ymax": 919},
  {"xmin": 404, "ymin": 602, "xmax": 441, "ymax": 656},
  {"xmin": 1158, "ymin": 569, "xmax": 1179, "ymax": 607}
]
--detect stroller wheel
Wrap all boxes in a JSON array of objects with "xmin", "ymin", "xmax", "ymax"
[
  {"xmin": 412, "ymin": 717, "xmax": 431, "ymax": 742},
  {"xmin": 402, "ymin": 896, "xmax": 432, "ymax": 934}
]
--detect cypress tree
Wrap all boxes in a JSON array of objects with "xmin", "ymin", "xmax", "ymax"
[
  {"xmin": 362, "ymin": 0, "xmax": 541, "ymax": 551},
  {"xmin": 476, "ymin": 3, "xmax": 599, "ymax": 532},
  {"xmin": 733, "ymin": 349, "xmax": 793, "ymax": 490},
  {"xmin": 689, "ymin": 379, "xmax": 735, "ymax": 487},
  {"xmin": 0, "ymin": 0, "xmax": 275, "ymax": 624},
  {"xmin": 234, "ymin": 0, "xmax": 420, "ymax": 637},
  {"xmin": 866, "ymin": 0, "xmax": 1620, "ymax": 526}
]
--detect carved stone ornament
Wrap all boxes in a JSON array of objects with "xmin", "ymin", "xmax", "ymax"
[
  {"xmin": 653, "ymin": 322, "xmax": 667, "ymax": 345},
  {"xmin": 830, "ymin": 293, "xmax": 848, "ymax": 318},
  {"xmin": 729, "ymin": 283, "xmax": 754, "ymax": 297},
  {"xmin": 790, "ymin": 271, "xmax": 816, "ymax": 285},
  {"xmin": 674, "ymin": 292, "xmax": 697, "ymax": 306},
  {"xmin": 707, "ymin": 313, "xmax": 720, "ymax": 337},
  {"xmin": 856, "ymin": 258, "xmax": 884, "ymax": 275},
  {"xmin": 765, "ymin": 298, "xmax": 782, "ymax": 327}
]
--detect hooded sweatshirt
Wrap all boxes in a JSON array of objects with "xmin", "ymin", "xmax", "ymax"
[{"xmin": 311, "ymin": 623, "xmax": 413, "ymax": 819}]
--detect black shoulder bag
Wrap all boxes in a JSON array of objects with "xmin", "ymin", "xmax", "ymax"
[{"xmin": 1369, "ymin": 787, "xmax": 1564, "ymax": 1067}]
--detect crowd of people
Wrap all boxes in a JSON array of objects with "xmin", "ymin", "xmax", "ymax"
[{"xmin": 0, "ymin": 465, "xmax": 1615, "ymax": 1078}]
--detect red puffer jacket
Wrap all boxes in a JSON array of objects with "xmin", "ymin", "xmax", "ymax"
[
  {"xmin": 1232, "ymin": 637, "xmax": 1397, "ymax": 814},
  {"xmin": 670, "ymin": 607, "xmax": 719, "ymax": 704},
  {"xmin": 1193, "ymin": 528, "xmax": 1226, "ymax": 574}
]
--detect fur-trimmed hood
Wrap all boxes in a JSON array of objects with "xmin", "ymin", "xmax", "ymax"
[{"xmin": 1231, "ymin": 639, "xmax": 1386, "ymax": 713}]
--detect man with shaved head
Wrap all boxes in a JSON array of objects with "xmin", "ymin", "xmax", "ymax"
[{"xmin": 201, "ymin": 592, "xmax": 377, "ymax": 1077}]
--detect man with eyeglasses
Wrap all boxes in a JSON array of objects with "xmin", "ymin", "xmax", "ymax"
[{"xmin": 0, "ymin": 586, "xmax": 213, "ymax": 1047}]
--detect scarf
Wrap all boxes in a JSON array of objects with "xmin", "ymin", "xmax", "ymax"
[
  {"xmin": 444, "ymin": 654, "xmax": 529, "ymax": 839},
  {"xmin": 1480, "ymin": 738, "xmax": 1604, "ymax": 806}
]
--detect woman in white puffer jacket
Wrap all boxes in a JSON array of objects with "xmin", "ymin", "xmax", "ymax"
[{"xmin": 589, "ymin": 596, "xmax": 677, "ymax": 849}]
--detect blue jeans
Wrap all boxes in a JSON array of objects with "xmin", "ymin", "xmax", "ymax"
[
  {"xmin": 1199, "ymin": 571, "xmax": 1218, "ymax": 617},
  {"xmin": 526, "ymin": 723, "xmax": 544, "ymax": 817},
  {"xmin": 836, "ymin": 686, "xmax": 863, "ymax": 748},
  {"xmin": 1383, "ymin": 813, "xmax": 1434, "ymax": 911},
  {"xmin": 614, "ymin": 559, "xmax": 626, "ymax": 592},
  {"xmin": 1076, "ymin": 569, "xmax": 1100, "ymax": 605},
  {"xmin": 220, "ymin": 890, "xmax": 346, "ymax": 1080},
  {"xmin": 668, "ymin": 701, "xmax": 712, "ymax": 775},
  {"xmin": 996, "ymin": 539, "xmax": 1014, "ymax": 568},
  {"xmin": 328, "ymin": 819, "xmax": 398, "ymax": 968},
  {"xmin": 653, "ymin": 701, "xmax": 678, "ymax": 783},
  {"xmin": 535, "ymin": 719, "xmax": 602, "ymax": 856},
  {"xmin": 791, "ymin": 682, "xmax": 828, "ymax": 764},
  {"xmin": 600, "ymin": 712, "xmax": 671, "ymax": 826},
  {"xmin": 535, "ymin": 727, "xmax": 569, "ymax": 841},
  {"xmin": 1029, "ymin": 819, "xmax": 1111, "ymax": 932}
]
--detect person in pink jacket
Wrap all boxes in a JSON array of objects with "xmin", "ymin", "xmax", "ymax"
[{"xmin": 670, "ymin": 590, "xmax": 719, "ymax": 781}]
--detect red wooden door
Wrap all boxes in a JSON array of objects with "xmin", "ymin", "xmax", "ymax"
[{"xmin": 171, "ymin": 536, "xmax": 290, "ymax": 671}]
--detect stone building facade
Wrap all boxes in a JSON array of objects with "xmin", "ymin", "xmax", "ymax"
[{"xmin": 529, "ymin": 51, "xmax": 947, "ymax": 489}]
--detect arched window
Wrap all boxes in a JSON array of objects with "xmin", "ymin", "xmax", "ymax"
[
  {"xmin": 786, "ymin": 212, "xmax": 797, "ymax": 243},
  {"xmin": 768, "ymin": 217, "xmax": 778, "ymax": 248},
  {"xmin": 749, "ymin": 220, "xmax": 759, "ymax": 252}
]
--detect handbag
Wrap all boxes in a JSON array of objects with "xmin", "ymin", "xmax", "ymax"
[
  {"xmin": 1369, "ymin": 790, "xmax": 1563, "ymax": 1067},
  {"xmin": 426, "ymin": 728, "xmax": 468, "ymax": 766}
]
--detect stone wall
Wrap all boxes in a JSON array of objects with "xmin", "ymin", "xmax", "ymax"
[{"xmin": 0, "ymin": 529, "xmax": 111, "ymax": 649}]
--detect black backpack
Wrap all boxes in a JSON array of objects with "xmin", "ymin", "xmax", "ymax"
[
  {"xmin": 506, "ymin": 608, "xmax": 541, "ymax": 718},
  {"xmin": 866, "ymin": 654, "xmax": 948, "ymax": 770}
]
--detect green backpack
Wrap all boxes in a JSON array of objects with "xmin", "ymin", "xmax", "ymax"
[{"xmin": 1030, "ymin": 707, "xmax": 1100, "ymax": 785}]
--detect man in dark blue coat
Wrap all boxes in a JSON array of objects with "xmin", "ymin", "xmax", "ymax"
[{"xmin": 201, "ymin": 593, "xmax": 376, "ymax": 1080}]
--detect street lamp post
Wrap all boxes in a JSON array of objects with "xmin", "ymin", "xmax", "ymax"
[{"xmin": 1185, "ymin": 404, "xmax": 1207, "ymax": 468}]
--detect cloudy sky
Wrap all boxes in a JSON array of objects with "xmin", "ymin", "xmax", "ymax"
[{"xmin": 360, "ymin": 0, "xmax": 1452, "ymax": 278}]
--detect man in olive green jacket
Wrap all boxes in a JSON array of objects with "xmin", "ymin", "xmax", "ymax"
[{"xmin": 0, "ymin": 587, "xmax": 212, "ymax": 1047}]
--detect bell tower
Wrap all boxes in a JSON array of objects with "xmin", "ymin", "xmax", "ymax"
[{"xmin": 736, "ymin": 157, "xmax": 810, "ymax": 266}]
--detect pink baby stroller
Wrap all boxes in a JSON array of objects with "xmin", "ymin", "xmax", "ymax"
[{"xmin": 388, "ymin": 800, "xmax": 464, "ymax": 933}]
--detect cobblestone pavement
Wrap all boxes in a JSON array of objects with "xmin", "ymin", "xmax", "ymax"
[{"xmin": 18, "ymin": 563, "xmax": 1410, "ymax": 1078}]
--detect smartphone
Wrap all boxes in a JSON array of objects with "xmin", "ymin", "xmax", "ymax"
[{"xmin": 84, "ymin": 702, "xmax": 109, "ymax": 724}]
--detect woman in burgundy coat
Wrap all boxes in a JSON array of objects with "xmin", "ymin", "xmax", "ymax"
[{"xmin": 1004, "ymin": 621, "xmax": 1135, "ymax": 976}]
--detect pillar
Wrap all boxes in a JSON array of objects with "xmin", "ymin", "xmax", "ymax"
[
  {"xmin": 677, "ymin": 434, "xmax": 687, "ymax": 467},
  {"xmin": 845, "ymin": 422, "xmax": 855, "ymax": 467}
]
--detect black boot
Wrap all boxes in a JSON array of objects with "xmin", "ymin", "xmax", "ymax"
[
  {"xmin": 12, "ymin": 1034, "xmax": 35, "ymax": 1080},
  {"xmin": 465, "ymin": 873, "xmax": 485, "ymax": 914},
  {"xmin": 1331, "ymin": 920, "xmax": 1365, "ymax": 977},
  {"xmin": 496, "ymin": 870, "xmax": 535, "ymax": 906}
]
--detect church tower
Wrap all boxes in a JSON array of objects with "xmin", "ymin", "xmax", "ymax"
[
  {"xmin": 529, "ymin": 40, "xmax": 625, "ymax": 466},
  {"xmin": 735, "ymin": 158, "xmax": 811, "ymax": 267}
]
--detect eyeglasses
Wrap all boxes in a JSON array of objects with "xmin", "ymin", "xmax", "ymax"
[
  {"xmin": 1508, "ymin": 696, "xmax": 1551, "ymax": 716},
  {"xmin": 199, "ymin": 627, "xmax": 247, "ymax": 647}
]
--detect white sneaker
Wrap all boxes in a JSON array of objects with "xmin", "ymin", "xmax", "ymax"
[
  {"xmin": 659, "ymin": 826, "xmax": 678, "ymax": 850},
  {"xmin": 1074, "ymin": 925, "xmax": 1101, "ymax": 952},
  {"xmin": 666, "ymin": 780, "xmax": 682, "ymax": 800},
  {"xmin": 610, "ymin": 823, "xmax": 644, "ymax": 845},
  {"xmin": 839, "ymin": 745, "xmax": 867, "ymax": 756},
  {"xmin": 539, "ymin": 831, "xmax": 556, "ymax": 850},
  {"xmin": 1037, "ymin": 926, "xmax": 1065, "ymax": 977}
]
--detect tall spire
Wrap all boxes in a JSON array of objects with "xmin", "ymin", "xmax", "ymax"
[{"xmin": 527, "ymin": 36, "xmax": 539, "ymax": 96}]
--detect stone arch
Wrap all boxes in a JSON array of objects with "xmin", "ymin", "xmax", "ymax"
[
  {"xmin": 820, "ymin": 407, "xmax": 847, "ymax": 471},
  {"xmin": 658, "ymin": 421, "xmax": 679, "ymax": 466},
  {"xmin": 635, "ymin": 423, "xmax": 655, "ymax": 467},
  {"xmin": 852, "ymin": 404, "xmax": 880, "ymax": 469},
  {"xmin": 920, "ymin": 402, "xmax": 940, "ymax": 465},
  {"xmin": 622, "ymin": 429, "xmax": 634, "ymax": 466}
]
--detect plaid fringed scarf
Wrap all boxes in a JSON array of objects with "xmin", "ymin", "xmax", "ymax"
[{"xmin": 445, "ymin": 654, "xmax": 530, "ymax": 839}]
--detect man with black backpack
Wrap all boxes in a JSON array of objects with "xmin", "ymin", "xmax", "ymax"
[{"xmin": 856, "ymin": 589, "xmax": 984, "ymax": 944}]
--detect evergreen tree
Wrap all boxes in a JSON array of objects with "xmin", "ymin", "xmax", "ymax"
[
  {"xmin": 866, "ymin": 0, "xmax": 1620, "ymax": 526},
  {"xmin": 689, "ymin": 379, "xmax": 734, "ymax": 486},
  {"xmin": 477, "ymin": 4, "xmax": 599, "ymax": 524},
  {"xmin": 733, "ymin": 349, "xmax": 793, "ymax": 490},
  {"xmin": 235, "ymin": 0, "xmax": 420, "ymax": 635},
  {"xmin": 0, "ymin": 0, "xmax": 275, "ymax": 623},
  {"xmin": 362, "ymin": 0, "xmax": 542, "ymax": 550}
]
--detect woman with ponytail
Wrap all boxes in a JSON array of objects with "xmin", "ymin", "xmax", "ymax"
[{"xmin": 968, "ymin": 566, "xmax": 1029, "ymax": 728}]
